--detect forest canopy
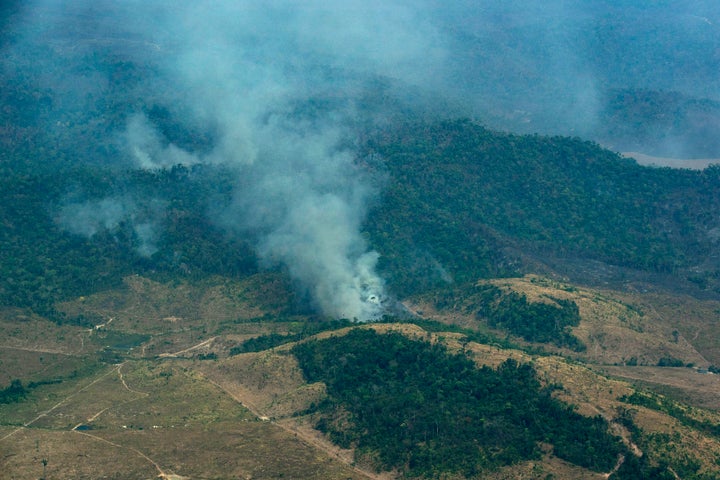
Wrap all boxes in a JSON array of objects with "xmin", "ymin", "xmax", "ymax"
[{"xmin": 292, "ymin": 328, "xmax": 626, "ymax": 477}]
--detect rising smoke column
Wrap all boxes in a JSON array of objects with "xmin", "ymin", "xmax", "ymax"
[
  {"xmin": 218, "ymin": 119, "xmax": 386, "ymax": 320},
  {"xmin": 7, "ymin": 1, "xmax": 720, "ymax": 319},
  {"xmin": 117, "ymin": 2, "xmax": 445, "ymax": 319}
]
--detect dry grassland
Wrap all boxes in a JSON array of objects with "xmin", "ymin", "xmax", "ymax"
[{"xmin": 3, "ymin": 274, "xmax": 720, "ymax": 478}]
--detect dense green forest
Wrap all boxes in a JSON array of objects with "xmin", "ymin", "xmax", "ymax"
[
  {"xmin": 0, "ymin": 163, "xmax": 258, "ymax": 319},
  {"xmin": 292, "ymin": 328, "xmax": 626, "ymax": 478},
  {"xmin": 364, "ymin": 119, "xmax": 720, "ymax": 296},
  {"xmin": 4, "ymin": 118, "xmax": 720, "ymax": 319},
  {"xmin": 3, "ymin": 2, "xmax": 720, "ymax": 322}
]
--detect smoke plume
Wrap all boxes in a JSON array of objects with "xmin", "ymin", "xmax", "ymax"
[
  {"xmin": 55, "ymin": 196, "xmax": 162, "ymax": 258},
  {"xmin": 115, "ymin": 2, "xmax": 443, "ymax": 319},
  {"xmin": 19, "ymin": 0, "xmax": 448, "ymax": 319},
  {"xmin": 6, "ymin": 1, "xmax": 720, "ymax": 318}
]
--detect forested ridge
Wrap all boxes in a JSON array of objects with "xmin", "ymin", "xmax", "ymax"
[
  {"xmin": 364, "ymin": 119, "xmax": 720, "ymax": 295},
  {"xmin": 4, "ymin": 118, "xmax": 720, "ymax": 316},
  {"xmin": 0, "ymin": 163, "xmax": 258, "ymax": 318}
]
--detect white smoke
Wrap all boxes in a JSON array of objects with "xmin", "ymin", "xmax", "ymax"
[
  {"xmin": 133, "ymin": 222, "xmax": 160, "ymax": 258},
  {"xmin": 125, "ymin": 113, "xmax": 201, "ymax": 170},
  {"xmin": 228, "ymin": 131, "xmax": 387, "ymax": 320},
  {"xmin": 108, "ymin": 2, "xmax": 444, "ymax": 319},
  {"xmin": 56, "ymin": 198, "xmax": 128, "ymax": 237},
  {"xmin": 55, "ymin": 197, "xmax": 161, "ymax": 258},
  {"xmin": 121, "ymin": 99, "xmax": 388, "ymax": 319},
  {"xmin": 11, "ymin": 0, "xmax": 720, "ymax": 319}
]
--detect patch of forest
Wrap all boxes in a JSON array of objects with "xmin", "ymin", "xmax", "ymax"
[
  {"xmin": 292, "ymin": 328, "xmax": 627, "ymax": 478},
  {"xmin": 473, "ymin": 285, "xmax": 585, "ymax": 350}
]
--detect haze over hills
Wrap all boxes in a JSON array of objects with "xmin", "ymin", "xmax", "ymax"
[{"xmin": 3, "ymin": 1, "xmax": 720, "ymax": 479}]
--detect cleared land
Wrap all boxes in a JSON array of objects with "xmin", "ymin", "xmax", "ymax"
[{"xmin": 3, "ymin": 274, "xmax": 720, "ymax": 478}]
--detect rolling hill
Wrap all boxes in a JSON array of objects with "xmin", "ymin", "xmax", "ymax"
[
  {"xmin": 4, "ymin": 112, "xmax": 720, "ymax": 478},
  {"xmin": 3, "ymin": 276, "xmax": 720, "ymax": 479},
  {"xmin": 4, "ymin": 2, "xmax": 720, "ymax": 478}
]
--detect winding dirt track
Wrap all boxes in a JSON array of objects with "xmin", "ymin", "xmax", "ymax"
[
  {"xmin": 0, "ymin": 362, "xmax": 185, "ymax": 479},
  {"xmin": 68, "ymin": 363, "xmax": 186, "ymax": 479}
]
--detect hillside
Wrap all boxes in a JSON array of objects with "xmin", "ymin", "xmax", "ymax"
[
  {"xmin": 4, "ymin": 119, "xmax": 720, "ymax": 318},
  {"xmin": 364, "ymin": 119, "xmax": 720, "ymax": 297},
  {"xmin": 3, "ymin": 109, "xmax": 720, "ymax": 479},
  {"xmin": 4, "ymin": 2, "xmax": 720, "ymax": 478},
  {"xmin": 2, "ymin": 277, "xmax": 720, "ymax": 479},
  {"xmin": 409, "ymin": 275, "xmax": 720, "ymax": 367}
]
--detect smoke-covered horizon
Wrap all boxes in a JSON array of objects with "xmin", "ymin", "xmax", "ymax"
[
  {"xmin": 4, "ymin": 0, "xmax": 720, "ymax": 317},
  {"xmin": 7, "ymin": 1, "xmax": 720, "ymax": 139}
]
